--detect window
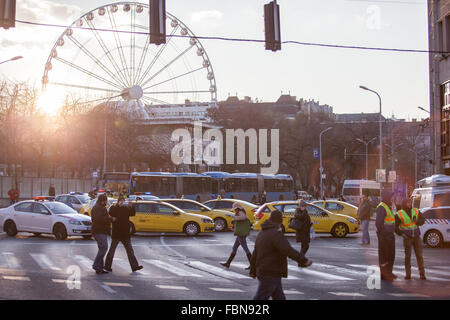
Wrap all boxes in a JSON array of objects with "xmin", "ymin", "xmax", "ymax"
[
  {"xmin": 134, "ymin": 203, "xmax": 156, "ymax": 214},
  {"xmin": 433, "ymin": 193, "xmax": 450, "ymax": 207},
  {"xmin": 155, "ymin": 204, "xmax": 176, "ymax": 215},
  {"xmin": 44, "ymin": 202, "xmax": 76, "ymax": 214},
  {"xmin": 343, "ymin": 188, "xmax": 360, "ymax": 196},
  {"xmin": 32, "ymin": 204, "xmax": 49, "ymax": 215},
  {"xmin": 283, "ymin": 204, "xmax": 297, "ymax": 214},
  {"xmin": 306, "ymin": 205, "xmax": 324, "ymax": 216},
  {"xmin": 69, "ymin": 196, "xmax": 81, "ymax": 205},
  {"xmin": 438, "ymin": 20, "xmax": 444, "ymax": 53},
  {"xmin": 14, "ymin": 203, "xmax": 33, "ymax": 213},
  {"xmin": 412, "ymin": 194, "xmax": 421, "ymax": 208},
  {"xmin": 205, "ymin": 201, "xmax": 216, "ymax": 209},
  {"xmin": 425, "ymin": 208, "xmax": 450, "ymax": 219},
  {"xmin": 215, "ymin": 201, "xmax": 233, "ymax": 209},
  {"xmin": 325, "ymin": 202, "xmax": 344, "ymax": 211}
]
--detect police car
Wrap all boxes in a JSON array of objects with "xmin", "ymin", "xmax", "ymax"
[
  {"xmin": 420, "ymin": 206, "xmax": 450, "ymax": 248},
  {"xmin": 0, "ymin": 200, "xmax": 92, "ymax": 240}
]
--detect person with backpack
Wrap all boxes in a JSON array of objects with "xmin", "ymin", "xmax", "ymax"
[
  {"xmin": 290, "ymin": 200, "xmax": 312, "ymax": 256},
  {"xmin": 220, "ymin": 202, "xmax": 252, "ymax": 269}
]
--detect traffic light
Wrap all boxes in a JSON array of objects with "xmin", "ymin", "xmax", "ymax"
[
  {"xmin": 264, "ymin": 0, "xmax": 281, "ymax": 51},
  {"xmin": 0, "ymin": 0, "xmax": 16, "ymax": 29},
  {"xmin": 149, "ymin": 0, "xmax": 166, "ymax": 45}
]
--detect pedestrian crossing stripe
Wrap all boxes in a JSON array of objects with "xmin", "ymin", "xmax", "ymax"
[
  {"xmin": 143, "ymin": 259, "xmax": 203, "ymax": 277},
  {"xmin": 187, "ymin": 261, "xmax": 249, "ymax": 279},
  {"xmin": 3, "ymin": 276, "xmax": 30, "ymax": 281},
  {"xmin": 388, "ymin": 293, "xmax": 430, "ymax": 298},
  {"xmin": 288, "ymin": 265, "xmax": 354, "ymax": 281},
  {"xmin": 156, "ymin": 285, "xmax": 189, "ymax": 290},
  {"xmin": 284, "ymin": 289, "xmax": 304, "ymax": 295},
  {"xmin": 29, "ymin": 253, "xmax": 61, "ymax": 271},
  {"xmin": 329, "ymin": 292, "xmax": 366, "ymax": 297},
  {"xmin": 231, "ymin": 262, "xmax": 302, "ymax": 280},
  {"xmin": 209, "ymin": 288, "xmax": 245, "ymax": 292}
]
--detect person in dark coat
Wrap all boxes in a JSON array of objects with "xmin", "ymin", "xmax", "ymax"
[
  {"xmin": 294, "ymin": 200, "xmax": 312, "ymax": 256},
  {"xmin": 250, "ymin": 210, "xmax": 312, "ymax": 300},
  {"xmin": 358, "ymin": 190, "xmax": 373, "ymax": 245},
  {"xmin": 91, "ymin": 194, "xmax": 113, "ymax": 274},
  {"xmin": 375, "ymin": 189, "xmax": 396, "ymax": 281},
  {"xmin": 48, "ymin": 184, "xmax": 56, "ymax": 197},
  {"xmin": 104, "ymin": 197, "xmax": 143, "ymax": 272}
]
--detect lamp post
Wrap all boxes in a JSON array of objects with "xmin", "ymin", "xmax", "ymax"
[
  {"xmin": 360, "ymin": 86, "xmax": 383, "ymax": 170},
  {"xmin": 356, "ymin": 137, "xmax": 377, "ymax": 180},
  {"xmin": 418, "ymin": 106, "xmax": 430, "ymax": 114},
  {"xmin": 320, "ymin": 127, "xmax": 333, "ymax": 199},
  {"xmin": 0, "ymin": 56, "xmax": 23, "ymax": 65}
]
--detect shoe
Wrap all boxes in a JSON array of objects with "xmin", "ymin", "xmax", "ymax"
[
  {"xmin": 220, "ymin": 253, "xmax": 236, "ymax": 269},
  {"xmin": 220, "ymin": 262, "xmax": 230, "ymax": 269},
  {"xmin": 132, "ymin": 266, "xmax": 143, "ymax": 272},
  {"xmin": 104, "ymin": 267, "xmax": 112, "ymax": 272},
  {"xmin": 95, "ymin": 269, "xmax": 109, "ymax": 274},
  {"xmin": 298, "ymin": 259, "xmax": 313, "ymax": 268},
  {"xmin": 404, "ymin": 275, "xmax": 411, "ymax": 280},
  {"xmin": 420, "ymin": 274, "xmax": 426, "ymax": 280},
  {"xmin": 391, "ymin": 273, "xmax": 398, "ymax": 279}
]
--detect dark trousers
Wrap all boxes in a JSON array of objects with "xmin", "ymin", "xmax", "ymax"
[
  {"xmin": 93, "ymin": 233, "xmax": 109, "ymax": 271},
  {"xmin": 300, "ymin": 241, "xmax": 310, "ymax": 255},
  {"xmin": 253, "ymin": 276, "xmax": 286, "ymax": 300},
  {"xmin": 403, "ymin": 236, "xmax": 425, "ymax": 277},
  {"xmin": 105, "ymin": 238, "xmax": 139, "ymax": 270},
  {"xmin": 377, "ymin": 232, "xmax": 395, "ymax": 277}
]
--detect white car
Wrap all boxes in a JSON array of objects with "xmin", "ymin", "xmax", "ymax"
[
  {"xmin": 55, "ymin": 193, "xmax": 91, "ymax": 213},
  {"xmin": 420, "ymin": 206, "xmax": 450, "ymax": 248},
  {"xmin": 0, "ymin": 200, "xmax": 92, "ymax": 240}
]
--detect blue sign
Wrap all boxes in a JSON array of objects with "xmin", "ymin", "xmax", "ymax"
[{"xmin": 313, "ymin": 148, "xmax": 320, "ymax": 160}]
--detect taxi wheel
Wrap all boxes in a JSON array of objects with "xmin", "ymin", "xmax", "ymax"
[
  {"xmin": 53, "ymin": 224, "xmax": 68, "ymax": 240},
  {"xmin": 214, "ymin": 218, "xmax": 227, "ymax": 232},
  {"xmin": 184, "ymin": 222, "xmax": 200, "ymax": 236},
  {"xmin": 424, "ymin": 230, "xmax": 443, "ymax": 248},
  {"xmin": 5, "ymin": 221, "xmax": 18, "ymax": 237},
  {"xmin": 331, "ymin": 223, "xmax": 348, "ymax": 238}
]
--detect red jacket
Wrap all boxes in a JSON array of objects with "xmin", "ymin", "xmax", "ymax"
[{"xmin": 8, "ymin": 189, "xmax": 19, "ymax": 200}]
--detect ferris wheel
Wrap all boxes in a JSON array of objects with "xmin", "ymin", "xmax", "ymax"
[{"xmin": 42, "ymin": 1, "xmax": 217, "ymax": 117}]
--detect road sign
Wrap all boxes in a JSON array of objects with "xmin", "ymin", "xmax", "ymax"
[
  {"xmin": 321, "ymin": 174, "xmax": 326, "ymax": 179},
  {"xmin": 376, "ymin": 169, "xmax": 386, "ymax": 183},
  {"xmin": 388, "ymin": 171, "xmax": 396, "ymax": 183},
  {"xmin": 92, "ymin": 171, "xmax": 98, "ymax": 179},
  {"xmin": 313, "ymin": 148, "xmax": 320, "ymax": 160}
]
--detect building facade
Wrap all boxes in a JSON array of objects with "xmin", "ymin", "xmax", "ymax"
[{"xmin": 428, "ymin": 0, "xmax": 450, "ymax": 174}]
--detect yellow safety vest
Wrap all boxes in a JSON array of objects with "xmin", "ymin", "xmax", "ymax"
[{"xmin": 377, "ymin": 202, "xmax": 395, "ymax": 232}]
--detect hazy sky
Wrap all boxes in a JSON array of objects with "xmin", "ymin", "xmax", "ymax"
[{"xmin": 0, "ymin": 0, "xmax": 430, "ymax": 119}]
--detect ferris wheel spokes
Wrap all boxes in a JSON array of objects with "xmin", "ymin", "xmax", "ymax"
[
  {"xmin": 135, "ymin": 24, "xmax": 179, "ymax": 86},
  {"xmin": 49, "ymin": 81, "xmax": 123, "ymax": 93},
  {"xmin": 142, "ymin": 66, "xmax": 206, "ymax": 91}
]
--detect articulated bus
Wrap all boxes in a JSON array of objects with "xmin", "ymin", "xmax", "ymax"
[
  {"xmin": 342, "ymin": 179, "xmax": 381, "ymax": 206},
  {"xmin": 129, "ymin": 172, "xmax": 212, "ymax": 202},
  {"xmin": 202, "ymin": 171, "xmax": 295, "ymax": 203},
  {"xmin": 101, "ymin": 172, "xmax": 130, "ymax": 194}
]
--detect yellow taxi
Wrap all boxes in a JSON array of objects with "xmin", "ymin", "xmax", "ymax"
[
  {"xmin": 129, "ymin": 201, "xmax": 215, "ymax": 236},
  {"xmin": 203, "ymin": 198, "xmax": 258, "ymax": 224},
  {"xmin": 81, "ymin": 197, "xmax": 117, "ymax": 216},
  {"xmin": 253, "ymin": 201, "xmax": 359, "ymax": 238},
  {"xmin": 311, "ymin": 200, "xmax": 358, "ymax": 219},
  {"xmin": 160, "ymin": 199, "xmax": 234, "ymax": 232}
]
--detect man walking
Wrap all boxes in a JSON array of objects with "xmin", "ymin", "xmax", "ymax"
[
  {"xmin": 294, "ymin": 200, "xmax": 312, "ymax": 256},
  {"xmin": 375, "ymin": 189, "xmax": 397, "ymax": 281},
  {"xmin": 395, "ymin": 197, "xmax": 426, "ymax": 280},
  {"xmin": 104, "ymin": 197, "xmax": 143, "ymax": 272},
  {"xmin": 91, "ymin": 194, "xmax": 113, "ymax": 274},
  {"xmin": 48, "ymin": 184, "xmax": 56, "ymax": 197},
  {"xmin": 8, "ymin": 186, "xmax": 19, "ymax": 205},
  {"xmin": 358, "ymin": 190, "xmax": 373, "ymax": 245},
  {"xmin": 250, "ymin": 210, "xmax": 312, "ymax": 300}
]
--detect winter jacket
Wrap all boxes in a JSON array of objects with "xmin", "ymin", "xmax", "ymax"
[
  {"xmin": 232, "ymin": 210, "xmax": 250, "ymax": 237},
  {"xmin": 250, "ymin": 219, "xmax": 306, "ymax": 278},
  {"xmin": 294, "ymin": 208, "xmax": 311, "ymax": 243},
  {"xmin": 109, "ymin": 204, "xmax": 136, "ymax": 239},
  {"xmin": 357, "ymin": 199, "xmax": 372, "ymax": 221},
  {"xmin": 91, "ymin": 203, "xmax": 112, "ymax": 235}
]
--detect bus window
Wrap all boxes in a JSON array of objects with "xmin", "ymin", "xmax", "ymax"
[
  {"xmin": 343, "ymin": 188, "xmax": 359, "ymax": 196},
  {"xmin": 362, "ymin": 188, "xmax": 380, "ymax": 197}
]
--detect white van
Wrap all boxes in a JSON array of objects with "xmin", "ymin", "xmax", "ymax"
[
  {"xmin": 411, "ymin": 175, "xmax": 450, "ymax": 210},
  {"xmin": 342, "ymin": 180, "xmax": 381, "ymax": 206}
]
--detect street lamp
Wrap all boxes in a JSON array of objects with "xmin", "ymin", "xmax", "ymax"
[
  {"xmin": 320, "ymin": 127, "xmax": 333, "ymax": 199},
  {"xmin": 418, "ymin": 106, "xmax": 430, "ymax": 114},
  {"xmin": 356, "ymin": 137, "xmax": 377, "ymax": 180},
  {"xmin": 360, "ymin": 85, "xmax": 383, "ymax": 171},
  {"xmin": 0, "ymin": 56, "xmax": 23, "ymax": 65}
]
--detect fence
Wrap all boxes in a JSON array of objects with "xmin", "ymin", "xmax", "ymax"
[{"xmin": 0, "ymin": 176, "xmax": 96, "ymax": 207}]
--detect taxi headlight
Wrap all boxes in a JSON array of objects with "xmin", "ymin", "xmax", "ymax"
[
  {"xmin": 202, "ymin": 218, "xmax": 213, "ymax": 224},
  {"xmin": 347, "ymin": 218, "xmax": 358, "ymax": 224},
  {"xmin": 69, "ymin": 220, "xmax": 82, "ymax": 225}
]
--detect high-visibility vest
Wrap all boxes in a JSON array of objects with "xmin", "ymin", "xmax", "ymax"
[
  {"xmin": 377, "ymin": 202, "xmax": 395, "ymax": 232},
  {"xmin": 396, "ymin": 208, "xmax": 419, "ymax": 237}
]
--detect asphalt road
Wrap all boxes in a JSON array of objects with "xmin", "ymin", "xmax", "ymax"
[{"xmin": 0, "ymin": 224, "xmax": 449, "ymax": 300}]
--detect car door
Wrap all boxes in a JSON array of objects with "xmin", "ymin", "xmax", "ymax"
[
  {"xmin": 32, "ymin": 203, "xmax": 53, "ymax": 233},
  {"xmin": 307, "ymin": 205, "xmax": 330, "ymax": 232},
  {"xmin": 13, "ymin": 202, "xmax": 35, "ymax": 231},
  {"xmin": 153, "ymin": 203, "xmax": 181, "ymax": 232},
  {"xmin": 133, "ymin": 203, "xmax": 156, "ymax": 232}
]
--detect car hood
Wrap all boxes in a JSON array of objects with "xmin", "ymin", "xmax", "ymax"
[
  {"xmin": 57, "ymin": 213, "xmax": 91, "ymax": 221},
  {"xmin": 183, "ymin": 212, "xmax": 214, "ymax": 222}
]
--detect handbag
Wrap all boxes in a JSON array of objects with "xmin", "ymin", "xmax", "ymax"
[
  {"xmin": 288, "ymin": 217, "xmax": 302, "ymax": 231},
  {"xmin": 234, "ymin": 218, "xmax": 251, "ymax": 236}
]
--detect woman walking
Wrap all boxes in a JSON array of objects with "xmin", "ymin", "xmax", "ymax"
[
  {"xmin": 104, "ymin": 197, "xmax": 143, "ymax": 272},
  {"xmin": 294, "ymin": 200, "xmax": 312, "ymax": 256},
  {"xmin": 220, "ymin": 202, "xmax": 252, "ymax": 269}
]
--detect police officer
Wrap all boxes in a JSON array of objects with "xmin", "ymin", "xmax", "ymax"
[
  {"xmin": 395, "ymin": 197, "xmax": 426, "ymax": 280},
  {"xmin": 375, "ymin": 189, "xmax": 397, "ymax": 281}
]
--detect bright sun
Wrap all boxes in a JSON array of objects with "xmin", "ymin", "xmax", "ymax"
[{"xmin": 36, "ymin": 89, "xmax": 66, "ymax": 116}]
